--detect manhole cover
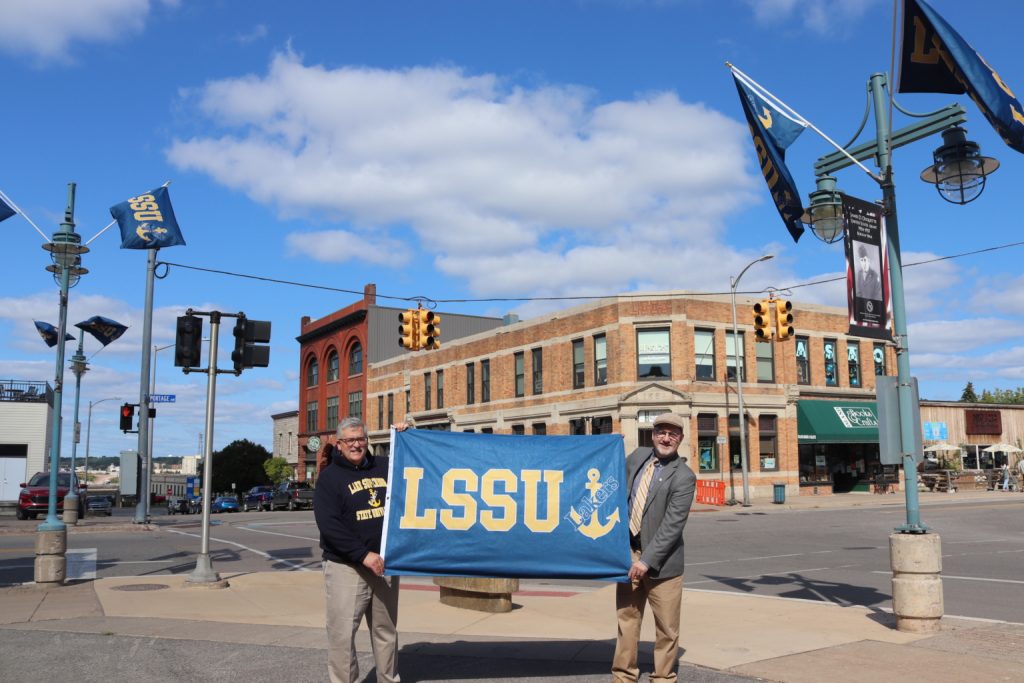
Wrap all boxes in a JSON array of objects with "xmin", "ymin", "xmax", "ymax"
[{"xmin": 111, "ymin": 583, "xmax": 170, "ymax": 592}]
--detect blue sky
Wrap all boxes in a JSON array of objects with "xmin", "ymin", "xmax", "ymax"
[{"xmin": 2, "ymin": 0, "xmax": 1023, "ymax": 460}]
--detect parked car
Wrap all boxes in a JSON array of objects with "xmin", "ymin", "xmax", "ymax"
[
  {"xmin": 242, "ymin": 485, "xmax": 275, "ymax": 512},
  {"xmin": 86, "ymin": 495, "xmax": 113, "ymax": 516},
  {"xmin": 167, "ymin": 497, "xmax": 192, "ymax": 515},
  {"xmin": 271, "ymin": 481, "xmax": 314, "ymax": 511},
  {"xmin": 211, "ymin": 496, "xmax": 240, "ymax": 513},
  {"xmin": 17, "ymin": 471, "xmax": 84, "ymax": 520}
]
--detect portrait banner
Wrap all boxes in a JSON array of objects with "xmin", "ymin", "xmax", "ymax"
[
  {"xmin": 842, "ymin": 194, "xmax": 892, "ymax": 340},
  {"xmin": 381, "ymin": 429, "xmax": 630, "ymax": 581}
]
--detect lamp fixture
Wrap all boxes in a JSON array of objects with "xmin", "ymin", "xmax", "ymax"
[
  {"xmin": 803, "ymin": 175, "xmax": 844, "ymax": 244},
  {"xmin": 920, "ymin": 126, "xmax": 1000, "ymax": 205}
]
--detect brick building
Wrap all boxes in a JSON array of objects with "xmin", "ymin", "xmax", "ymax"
[{"xmin": 364, "ymin": 292, "xmax": 899, "ymax": 499}]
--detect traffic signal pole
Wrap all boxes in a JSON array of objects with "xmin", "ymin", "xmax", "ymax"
[{"xmin": 133, "ymin": 249, "xmax": 157, "ymax": 524}]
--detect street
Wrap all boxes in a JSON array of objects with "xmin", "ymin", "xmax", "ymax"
[{"xmin": 1, "ymin": 496, "xmax": 1022, "ymax": 622}]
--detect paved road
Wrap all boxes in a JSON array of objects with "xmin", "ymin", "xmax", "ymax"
[{"xmin": 2, "ymin": 496, "xmax": 1022, "ymax": 621}]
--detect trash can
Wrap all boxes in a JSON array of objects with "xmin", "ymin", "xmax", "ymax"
[{"xmin": 773, "ymin": 483, "xmax": 786, "ymax": 504}]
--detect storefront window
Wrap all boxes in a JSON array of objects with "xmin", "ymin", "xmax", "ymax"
[
  {"xmin": 795, "ymin": 337, "xmax": 810, "ymax": 385},
  {"xmin": 697, "ymin": 411, "xmax": 719, "ymax": 472},
  {"xmin": 759, "ymin": 415, "xmax": 778, "ymax": 471},
  {"xmin": 824, "ymin": 339, "xmax": 838, "ymax": 386},
  {"xmin": 848, "ymin": 342, "xmax": 861, "ymax": 387}
]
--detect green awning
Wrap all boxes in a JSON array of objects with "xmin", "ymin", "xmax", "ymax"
[{"xmin": 797, "ymin": 400, "xmax": 879, "ymax": 444}]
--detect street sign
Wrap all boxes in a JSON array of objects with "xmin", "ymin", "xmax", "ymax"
[{"xmin": 150, "ymin": 394, "xmax": 176, "ymax": 403}]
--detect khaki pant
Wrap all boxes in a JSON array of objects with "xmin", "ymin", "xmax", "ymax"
[
  {"xmin": 323, "ymin": 560, "xmax": 401, "ymax": 683},
  {"xmin": 612, "ymin": 550, "xmax": 683, "ymax": 683}
]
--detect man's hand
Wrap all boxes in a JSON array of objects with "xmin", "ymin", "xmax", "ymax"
[
  {"xmin": 628, "ymin": 559, "xmax": 648, "ymax": 582},
  {"xmin": 362, "ymin": 551, "xmax": 385, "ymax": 576}
]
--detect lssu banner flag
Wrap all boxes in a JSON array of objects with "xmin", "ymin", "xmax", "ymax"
[
  {"xmin": 381, "ymin": 429, "xmax": 631, "ymax": 581},
  {"xmin": 731, "ymin": 69, "xmax": 808, "ymax": 243},
  {"xmin": 110, "ymin": 186, "xmax": 186, "ymax": 249},
  {"xmin": 898, "ymin": 0, "xmax": 1024, "ymax": 155},
  {"xmin": 75, "ymin": 316, "xmax": 128, "ymax": 347},
  {"xmin": 33, "ymin": 321, "xmax": 75, "ymax": 347},
  {"xmin": 0, "ymin": 193, "xmax": 15, "ymax": 224}
]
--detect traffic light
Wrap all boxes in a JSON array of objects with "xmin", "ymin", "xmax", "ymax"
[
  {"xmin": 119, "ymin": 403, "xmax": 135, "ymax": 432},
  {"xmin": 398, "ymin": 309, "xmax": 419, "ymax": 350},
  {"xmin": 231, "ymin": 317, "xmax": 272, "ymax": 373},
  {"xmin": 753, "ymin": 299, "xmax": 773, "ymax": 341},
  {"xmin": 775, "ymin": 299, "xmax": 794, "ymax": 340},
  {"xmin": 174, "ymin": 314, "xmax": 203, "ymax": 368},
  {"xmin": 419, "ymin": 309, "xmax": 441, "ymax": 350}
]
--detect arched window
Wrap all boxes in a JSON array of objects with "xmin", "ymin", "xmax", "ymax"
[
  {"xmin": 327, "ymin": 350, "xmax": 339, "ymax": 382},
  {"xmin": 306, "ymin": 357, "xmax": 319, "ymax": 387},
  {"xmin": 349, "ymin": 342, "xmax": 363, "ymax": 376}
]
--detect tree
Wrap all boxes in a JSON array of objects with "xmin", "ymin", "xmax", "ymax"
[
  {"xmin": 961, "ymin": 381, "xmax": 978, "ymax": 403},
  {"xmin": 263, "ymin": 456, "xmax": 292, "ymax": 484},
  {"xmin": 211, "ymin": 439, "xmax": 271, "ymax": 494}
]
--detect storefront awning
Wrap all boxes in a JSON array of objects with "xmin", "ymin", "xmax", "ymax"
[{"xmin": 797, "ymin": 400, "xmax": 879, "ymax": 444}]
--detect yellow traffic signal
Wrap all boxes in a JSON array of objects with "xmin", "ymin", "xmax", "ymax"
[
  {"xmin": 398, "ymin": 309, "xmax": 419, "ymax": 350},
  {"xmin": 753, "ymin": 299, "xmax": 773, "ymax": 341},
  {"xmin": 419, "ymin": 310, "xmax": 441, "ymax": 350},
  {"xmin": 775, "ymin": 299, "xmax": 794, "ymax": 340}
]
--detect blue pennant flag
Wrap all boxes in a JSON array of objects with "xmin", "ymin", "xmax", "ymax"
[
  {"xmin": 732, "ymin": 70, "xmax": 808, "ymax": 242},
  {"xmin": 75, "ymin": 316, "xmax": 128, "ymax": 347},
  {"xmin": 110, "ymin": 186, "xmax": 186, "ymax": 249},
  {"xmin": 0, "ymin": 194, "xmax": 15, "ymax": 224},
  {"xmin": 898, "ymin": 0, "xmax": 1024, "ymax": 155},
  {"xmin": 34, "ymin": 321, "xmax": 76, "ymax": 348},
  {"xmin": 382, "ymin": 429, "xmax": 631, "ymax": 581}
]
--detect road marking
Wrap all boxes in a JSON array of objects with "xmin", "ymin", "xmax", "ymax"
[
  {"xmin": 687, "ymin": 566, "xmax": 834, "ymax": 585},
  {"xmin": 237, "ymin": 526, "xmax": 319, "ymax": 542},
  {"xmin": 96, "ymin": 560, "xmax": 175, "ymax": 565},
  {"xmin": 872, "ymin": 570, "xmax": 1024, "ymax": 585},
  {"xmin": 165, "ymin": 528, "xmax": 313, "ymax": 571},
  {"xmin": 689, "ymin": 550, "xmax": 834, "ymax": 567},
  {"xmin": 66, "ymin": 548, "xmax": 96, "ymax": 581}
]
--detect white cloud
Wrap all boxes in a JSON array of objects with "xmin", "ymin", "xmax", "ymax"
[
  {"xmin": 909, "ymin": 318, "xmax": 1024, "ymax": 354},
  {"xmin": 285, "ymin": 230, "xmax": 412, "ymax": 267},
  {"xmin": 744, "ymin": 0, "xmax": 878, "ymax": 34},
  {"xmin": 0, "ymin": 0, "xmax": 176, "ymax": 64},
  {"xmin": 234, "ymin": 24, "xmax": 268, "ymax": 45},
  {"xmin": 969, "ymin": 273, "xmax": 1024, "ymax": 315},
  {"xmin": 167, "ymin": 51, "xmax": 762, "ymax": 299}
]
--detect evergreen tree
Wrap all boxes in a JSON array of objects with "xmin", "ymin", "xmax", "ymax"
[{"xmin": 960, "ymin": 381, "xmax": 978, "ymax": 403}]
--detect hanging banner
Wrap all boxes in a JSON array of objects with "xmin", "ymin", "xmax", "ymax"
[
  {"xmin": 842, "ymin": 194, "xmax": 892, "ymax": 340},
  {"xmin": 381, "ymin": 429, "xmax": 630, "ymax": 581},
  {"xmin": 110, "ymin": 186, "xmax": 186, "ymax": 249}
]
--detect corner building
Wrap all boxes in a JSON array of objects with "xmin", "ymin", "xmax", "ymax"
[{"xmin": 362, "ymin": 292, "xmax": 898, "ymax": 500}]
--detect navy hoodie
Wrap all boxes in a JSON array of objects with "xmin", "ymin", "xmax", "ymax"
[{"xmin": 313, "ymin": 446, "xmax": 391, "ymax": 566}]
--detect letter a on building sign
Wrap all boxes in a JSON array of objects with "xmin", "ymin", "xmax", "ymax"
[
  {"xmin": 381, "ymin": 429, "xmax": 631, "ymax": 581},
  {"xmin": 110, "ymin": 185, "xmax": 186, "ymax": 249}
]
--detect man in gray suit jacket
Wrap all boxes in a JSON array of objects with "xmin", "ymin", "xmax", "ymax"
[{"xmin": 612, "ymin": 412, "xmax": 697, "ymax": 683}]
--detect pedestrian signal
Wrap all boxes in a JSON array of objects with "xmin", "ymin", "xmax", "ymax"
[{"xmin": 119, "ymin": 403, "xmax": 135, "ymax": 432}]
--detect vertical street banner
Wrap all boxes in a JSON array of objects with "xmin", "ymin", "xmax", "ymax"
[
  {"xmin": 382, "ymin": 429, "xmax": 630, "ymax": 581},
  {"xmin": 842, "ymin": 194, "xmax": 892, "ymax": 340}
]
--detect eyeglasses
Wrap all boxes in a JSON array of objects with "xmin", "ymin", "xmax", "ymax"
[
  {"xmin": 654, "ymin": 429, "xmax": 682, "ymax": 440},
  {"xmin": 339, "ymin": 436, "xmax": 368, "ymax": 445}
]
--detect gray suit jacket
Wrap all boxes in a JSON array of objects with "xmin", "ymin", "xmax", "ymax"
[{"xmin": 627, "ymin": 447, "xmax": 697, "ymax": 579}]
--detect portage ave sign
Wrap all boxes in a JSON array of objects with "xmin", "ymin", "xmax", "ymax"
[{"xmin": 150, "ymin": 394, "xmax": 176, "ymax": 403}]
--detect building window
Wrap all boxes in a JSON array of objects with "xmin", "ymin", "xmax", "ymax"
[
  {"xmin": 325, "ymin": 397, "xmax": 339, "ymax": 432},
  {"xmin": 759, "ymin": 415, "xmax": 778, "ymax": 471},
  {"xmin": 532, "ymin": 348, "xmax": 543, "ymax": 394},
  {"xmin": 348, "ymin": 391, "xmax": 362, "ymax": 420},
  {"xmin": 591, "ymin": 416, "xmax": 613, "ymax": 434},
  {"xmin": 848, "ymin": 343, "xmax": 861, "ymax": 388},
  {"xmin": 306, "ymin": 401, "xmax": 318, "ymax": 433},
  {"xmin": 726, "ymin": 331, "xmax": 746, "ymax": 382},
  {"xmin": 481, "ymin": 359, "xmax": 491, "ymax": 402},
  {"xmin": 637, "ymin": 328, "xmax": 671, "ymax": 380},
  {"xmin": 795, "ymin": 336, "xmax": 810, "ymax": 385},
  {"xmin": 532, "ymin": 423, "xmax": 547, "ymax": 435},
  {"xmin": 511, "ymin": 424, "xmax": 525, "ymax": 435},
  {"xmin": 466, "ymin": 363, "xmax": 475, "ymax": 405},
  {"xmin": 481, "ymin": 427, "xmax": 493, "ymax": 434},
  {"xmin": 594, "ymin": 334, "xmax": 608, "ymax": 386},
  {"xmin": 727, "ymin": 414, "xmax": 743, "ymax": 470},
  {"xmin": 569, "ymin": 418, "xmax": 587, "ymax": 435},
  {"xmin": 387, "ymin": 393, "xmax": 394, "ymax": 427},
  {"xmin": 306, "ymin": 357, "xmax": 319, "ymax": 387},
  {"xmin": 514, "ymin": 351, "xmax": 525, "ymax": 397},
  {"xmin": 824, "ymin": 339, "xmax": 838, "ymax": 386},
  {"xmin": 349, "ymin": 342, "xmax": 363, "ymax": 376},
  {"xmin": 327, "ymin": 351, "xmax": 339, "ymax": 382},
  {"xmin": 756, "ymin": 339, "xmax": 774, "ymax": 383},
  {"xmin": 424, "ymin": 373, "xmax": 432, "ymax": 411},
  {"xmin": 572, "ymin": 339, "xmax": 585, "ymax": 389},
  {"xmin": 695, "ymin": 329, "xmax": 715, "ymax": 380},
  {"xmin": 377, "ymin": 396, "xmax": 384, "ymax": 431},
  {"xmin": 873, "ymin": 343, "xmax": 886, "ymax": 375},
  {"xmin": 436, "ymin": 370, "xmax": 444, "ymax": 409},
  {"xmin": 405, "ymin": 389, "xmax": 410, "ymax": 415},
  {"xmin": 697, "ymin": 413, "xmax": 718, "ymax": 473}
]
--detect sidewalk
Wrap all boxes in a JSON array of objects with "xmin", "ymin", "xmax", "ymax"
[{"xmin": 2, "ymin": 489, "xmax": 1022, "ymax": 682}]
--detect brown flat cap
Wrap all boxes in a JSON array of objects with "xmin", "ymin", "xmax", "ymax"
[{"xmin": 653, "ymin": 413, "xmax": 686, "ymax": 431}]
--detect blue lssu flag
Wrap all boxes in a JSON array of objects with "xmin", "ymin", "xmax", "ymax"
[
  {"xmin": 33, "ymin": 321, "xmax": 75, "ymax": 348},
  {"xmin": 75, "ymin": 316, "xmax": 128, "ymax": 347},
  {"xmin": 0, "ymin": 194, "xmax": 15, "ymax": 223},
  {"xmin": 898, "ymin": 0, "xmax": 1024, "ymax": 155},
  {"xmin": 110, "ymin": 186, "xmax": 186, "ymax": 249},
  {"xmin": 382, "ymin": 430, "xmax": 631, "ymax": 581},
  {"xmin": 732, "ymin": 70, "xmax": 809, "ymax": 242}
]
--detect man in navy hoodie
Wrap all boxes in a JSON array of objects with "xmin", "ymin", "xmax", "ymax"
[{"xmin": 315, "ymin": 417, "xmax": 407, "ymax": 683}]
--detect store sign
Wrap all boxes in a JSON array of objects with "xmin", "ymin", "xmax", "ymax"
[
  {"xmin": 833, "ymin": 406, "xmax": 878, "ymax": 429},
  {"xmin": 965, "ymin": 410, "xmax": 1001, "ymax": 435}
]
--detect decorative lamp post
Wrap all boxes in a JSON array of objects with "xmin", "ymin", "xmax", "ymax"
[
  {"xmin": 729, "ymin": 254, "xmax": 774, "ymax": 507},
  {"xmin": 84, "ymin": 397, "xmax": 120, "ymax": 497}
]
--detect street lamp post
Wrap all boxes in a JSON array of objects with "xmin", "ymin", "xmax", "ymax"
[
  {"xmin": 729, "ymin": 254, "xmax": 774, "ymax": 507},
  {"xmin": 806, "ymin": 73, "xmax": 999, "ymax": 632},
  {"xmin": 84, "ymin": 397, "xmax": 120, "ymax": 501},
  {"xmin": 63, "ymin": 336, "xmax": 89, "ymax": 525}
]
